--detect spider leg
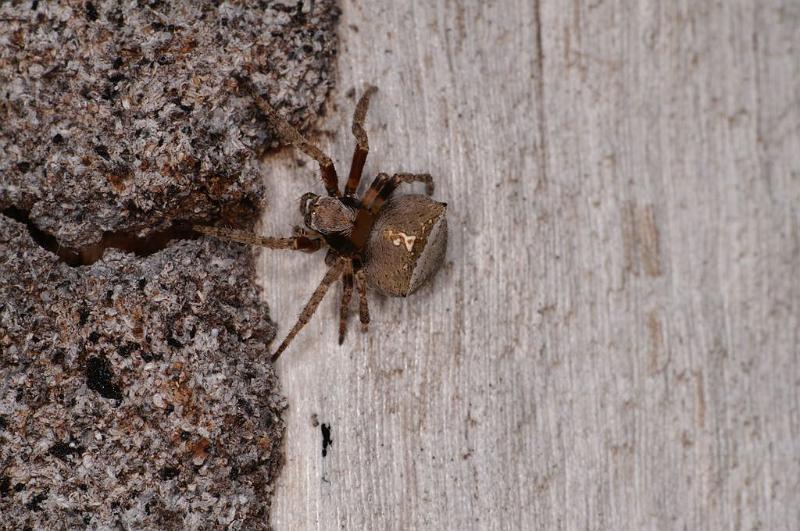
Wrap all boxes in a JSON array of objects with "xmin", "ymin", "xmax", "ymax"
[
  {"xmin": 338, "ymin": 261, "xmax": 354, "ymax": 344},
  {"xmin": 271, "ymin": 258, "xmax": 347, "ymax": 362},
  {"xmin": 360, "ymin": 172, "xmax": 396, "ymax": 213},
  {"xmin": 392, "ymin": 172, "xmax": 435, "ymax": 196},
  {"xmin": 360, "ymin": 172, "xmax": 437, "ymax": 215},
  {"xmin": 194, "ymin": 225, "xmax": 322, "ymax": 252},
  {"xmin": 345, "ymin": 85, "xmax": 378, "ymax": 196},
  {"xmin": 233, "ymin": 73, "xmax": 340, "ymax": 197},
  {"xmin": 355, "ymin": 267, "xmax": 370, "ymax": 330}
]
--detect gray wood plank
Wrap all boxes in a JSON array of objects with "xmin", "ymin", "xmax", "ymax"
[{"xmin": 259, "ymin": 1, "xmax": 799, "ymax": 529}]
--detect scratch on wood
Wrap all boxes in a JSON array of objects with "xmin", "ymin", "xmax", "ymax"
[
  {"xmin": 621, "ymin": 202, "xmax": 663, "ymax": 278},
  {"xmin": 646, "ymin": 310, "xmax": 664, "ymax": 374},
  {"xmin": 695, "ymin": 371, "xmax": 706, "ymax": 429},
  {"xmin": 637, "ymin": 205, "xmax": 662, "ymax": 277},
  {"xmin": 532, "ymin": 0, "xmax": 549, "ymax": 190}
]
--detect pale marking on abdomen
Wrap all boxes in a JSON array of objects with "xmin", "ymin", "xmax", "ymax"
[{"xmin": 385, "ymin": 229, "xmax": 416, "ymax": 252}]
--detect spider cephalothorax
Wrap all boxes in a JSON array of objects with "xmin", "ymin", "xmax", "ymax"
[{"xmin": 195, "ymin": 74, "xmax": 447, "ymax": 361}]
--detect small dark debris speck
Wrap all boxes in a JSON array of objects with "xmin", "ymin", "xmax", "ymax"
[
  {"xmin": 166, "ymin": 336, "xmax": 183, "ymax": 348},
  {"xmin": 117, "ymin": 342, "xmax": 138, "ymax": 357},
  {"xmin": 93, "ymin": 144, "xmax": 110, "ymax": 160},
  {"xmin": 86, "ymin": 356, "xmax": 123, "ymax": 400},
  {"xmin": 321, "ymin": 423, "xmax": 333, "ymax": 457},
  {"xmin": 159, "ymin": 467, "xmax": 179, "ymax": 480},
  {"xmin": 52, "ymin": 133, "xmax": 64, "ymax": 144},
  {"xmin": 79, "ymin": 306, "xmax": 89, "ymax": 325},
  {"xmin": 237, "ymin": 397, "xmax": 254, "ymax": 416},
  {"xmin": 51, "ymin": 349, "xmax": 65, "ymax": 365},
  {"xmin": 26, "ymin": 491, "xmax": 47, "ymax": 511},
  {"xmin": 0, "ymin": 476, "xmax": 10, "ymax": 497},
  {"xmin": 88, "ymin": 331, "xmax": 100, "ymax": 343},
  {"xmin": 49, "ymin": 441, "xmax": 85, "ymax": 462},
  {"xmin": 85, "ymin": 2, "xmax": 98, "ymax": 21}
]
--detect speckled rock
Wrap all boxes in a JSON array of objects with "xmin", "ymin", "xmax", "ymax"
[
  {"xmin": 0, "ymin": 0, "xmax": 340, "ymax": 247},
  {"xmin": 0, "ymin": 0, "xmax": 342, "ymax": 528},
  {"xmin": 0, "ymin": 215, "xmax": 284, "ymax": 529}
]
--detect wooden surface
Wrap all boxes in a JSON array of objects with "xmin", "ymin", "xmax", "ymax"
[{"xmin": 259, "ymin": 1, "xmax": 799, "ymax": 529}]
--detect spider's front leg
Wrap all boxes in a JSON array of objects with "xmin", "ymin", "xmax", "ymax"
[
  {"xmin": 345, "ymin": 85, "xmax": 378, "ymax": 196},
  {"xmin": 233, "ymin": 72, "xmax": 341, "ymax": 197},
  {"xmin": 193, "ymin": 225, "xmax": 322, "ymax": 252}
]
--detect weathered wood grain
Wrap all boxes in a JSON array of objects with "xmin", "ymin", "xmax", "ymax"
[{"xmin": 259, "ymin": 1, "xmax": 799, "ymax": 528}]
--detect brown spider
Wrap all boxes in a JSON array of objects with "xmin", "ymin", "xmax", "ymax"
[{"xmin": 195, "ymin": 74, "xmax": 448, "ymax": 361}]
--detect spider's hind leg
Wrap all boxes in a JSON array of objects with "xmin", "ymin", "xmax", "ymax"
[
  {"xmin": 194, "ymin": 225, "xmax": 322, "ymax": 252},
  {"xmin": 345, "ymin": 85, "xmax": 378, "ymax": 196},
  {"xmin": 355, "ymin": 267, "xmax": 371, "ymax": 331},
  {"xmin": 338, "ymin": 261, "xmax": 354, "ymax": 344}
]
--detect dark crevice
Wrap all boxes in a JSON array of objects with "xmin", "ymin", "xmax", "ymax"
[{"xmin": 2, "ymin": 206, "xmax": 200, "ymax": 267}]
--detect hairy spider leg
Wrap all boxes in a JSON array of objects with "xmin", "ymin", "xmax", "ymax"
[
  {"xmin": 338, "ymin": 261, "xmax": 354, "ymax": 344},
  {"xmin": 194, "ymin": 225, "xmax": 322, "ymax": 252},
  {"xmin": 233, "ymin": 73, "xmax": 340, "ymax": 197},
  {"xmin": 272, "ymin": 258, "xmax": 347, "ymax": 362},
  {"xmin": 345, "ymin": 85, "xmax": 378, "ymax": 196},
  {"xmin": 355, "ymin": 267, "xmax": 371, "ymax": 329},
  {"xmin": 392, "ymin": 172, "xmax": 436, "ymax": 196}
]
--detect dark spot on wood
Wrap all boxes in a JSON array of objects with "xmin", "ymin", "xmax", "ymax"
[
  {"xmin": 86, "ymin": 356, "xmax": 123, "ymax": 400},
  {"xmin": 321, "ymin": 423, "xmax": 333, "ymax": 457}
]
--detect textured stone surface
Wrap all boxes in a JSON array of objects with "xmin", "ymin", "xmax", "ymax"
[
  {"xmin": 0, "ymin": 215, "xmax": 283, "ymax": 528},
  {"xmin": 0, "ymin": 0, "xmax": 341, "ymax": 528},
  {"xmin": 0, "ymin": 0, "xmax": 340, "ymax": 247}
]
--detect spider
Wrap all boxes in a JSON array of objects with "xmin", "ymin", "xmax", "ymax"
[{"xmin": 195, "ymin": 74, "xmax": 448, "ymax": 361}]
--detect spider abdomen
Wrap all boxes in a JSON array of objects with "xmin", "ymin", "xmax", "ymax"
[{"xmin": 365, "ymin": 195, "xmax": 447, "ymax": 297}]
